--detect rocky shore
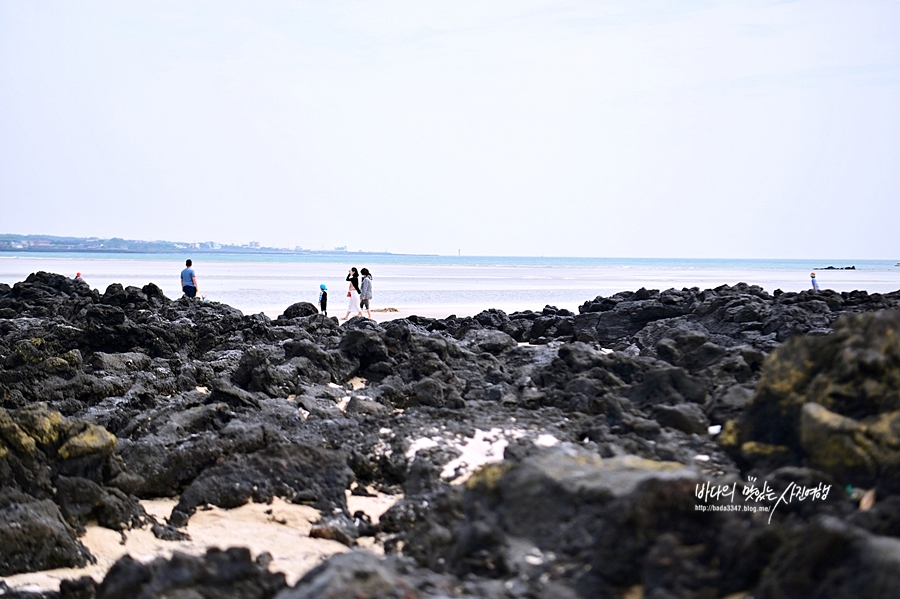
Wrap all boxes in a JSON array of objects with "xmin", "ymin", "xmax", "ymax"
[{"xmin": 2, "ymin": 272, "xmax": 900, "ymax": 598}]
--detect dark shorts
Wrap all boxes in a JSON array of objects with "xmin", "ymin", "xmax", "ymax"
[
  {"xmin": 360, "ymin": 298, "xmax": 370, "ymax": 309},
  {"xmin": 183, "ymin": 285, "xmax": 197, "ymax": 298}
]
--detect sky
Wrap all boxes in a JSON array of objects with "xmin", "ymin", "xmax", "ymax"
[{"xmin": 1, "ymin": 1, "xmax": 898, "ymax": 259}]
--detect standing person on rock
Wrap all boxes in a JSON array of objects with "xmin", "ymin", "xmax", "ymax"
[
  {"xmin": 810, "ymin": 272, "xmax": 819, "ymax": 292},
  {"xmin": 181, "ymin": 260, "xmax": 199, "ymax": 298},
  {"xmin": 343, "ymin": 267, "xmax": 362, "ymax": 320},
  {"xmin": 359, "ymin": 268, "xmax": 373, "ymax": 319},
  {"xmin": 319, "ymin": 284, "xmax": 328, "ymax": 316}
]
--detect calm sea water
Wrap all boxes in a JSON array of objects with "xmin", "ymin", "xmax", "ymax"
[{"xmin": 1, "ymin": 253, "xmax": 898, "ymax": 318}]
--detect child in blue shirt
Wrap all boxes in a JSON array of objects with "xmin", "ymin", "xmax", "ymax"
[{"xmin": 319, "ymin": 284, "xmax": 328, "ymax": 316}]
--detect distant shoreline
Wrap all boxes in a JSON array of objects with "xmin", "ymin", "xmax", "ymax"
[
  {"xmin": 0, "ymin": 248, "xmax": 433, "ymax": 257},
  {"xmin": 0, "ymin": 233, "xmax": 435, "ymax": 257}
]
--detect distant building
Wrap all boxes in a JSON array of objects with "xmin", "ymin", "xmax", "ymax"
[
  {"xmin": 249, "ymin": 241, "xmax": 260, "ymax": 249},
  {"xmin": 334, "ymin": 246, "xmax": 347, "ymax": 252}
]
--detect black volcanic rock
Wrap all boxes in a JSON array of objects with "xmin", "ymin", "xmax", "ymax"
[
  {"xmin": 0, "ymin": 404, "xmax": 147, "ymax": 534},
  {"xmin": 731, "ymin": 310, "xmax": 900, "ymax": 493},
  {"xmin": 94, "ymin": 547, "xmax": 286, "ymax": 599},
  {"xmin": 279, "ymin": 301, "xmax": 319, "ymax": 320},
  {"xmin": 169, "ymin": 443, "xmax": 353, "ymax": 527},
  {"xmin": 0, "ymin": 488, "xmax": 94, "ymax": 576},
  {"xmin": 755, "ymin": 517, "xmax": 900, "ymax": 599},
  {"xmin": 4, "ymin": 270, "xmax": 900, "ymax": 597}
]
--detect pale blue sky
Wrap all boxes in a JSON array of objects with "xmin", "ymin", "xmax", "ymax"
[{"xmin": 1, "ymin": 1, "xmax": 898, "ymax": 258}]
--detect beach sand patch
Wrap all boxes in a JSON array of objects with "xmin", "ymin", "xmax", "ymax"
[{"xmin": 3, "ymin": 492, "xmax": 398, "ymax": 593}]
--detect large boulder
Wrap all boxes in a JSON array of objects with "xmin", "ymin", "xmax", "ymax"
[
  {"xmin": 279, "ymin": 302, "xmax": 319, "ymax": 320},
  {"xmin": 170, "ymin": 443, "xmax": 353, "ymax": 527},
  {"xmin": 339, "ymin": 329, "xmax": 391, "ymax": 377},
  {"xmin": 95, "ymin": 547, "xmax": 286, "ymax": 599},
  {"xmin": 276, "ymin": 551, "xmax": 407, "ymax": 599},
  {"xmin": 1, "ymin": 404, "xmax": 120, "ymax": 498},
  {"xmin": 797, "ymin": 402, "xmax": 900, "ymax": 490},
  {"xmin": 730, "ymin": 310, "xmax": 900, "ymax": 490},
  {"xmin": 276, "ymin": 550, "xmax": 490, "ymax": 599},
  {"xmin": 0, "ymin": 404, "xmax": 148, "ymax": 571},
  {"xmin": 461, "ymin": 329, "xmax": 517, "ymax": 355},
  {"xmin": 0, "ymin": 488, "xmax": 93, "ymax": 576},
  {"xmin": 385, "ymin": 446, "xmax": 774, "ymax": 597},
  {"xmin": 755, "ymin": 517, "xmax": 900, "ymax": 599}
]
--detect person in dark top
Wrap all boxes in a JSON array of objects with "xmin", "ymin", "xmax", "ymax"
[
  {"xmin": 346, "ymin": 268, "xmax": 360, "ymax": 293},
  {"xmin": 319, "ymin": 284, "xmax": 328, "ymax": 316},
  {"xmin": 343, "ymin": 267, "xmax": 362, "ymax": 320},
  {"xmin": 180, "ymin": 260, "xmax": 199, "ymax": 298}
]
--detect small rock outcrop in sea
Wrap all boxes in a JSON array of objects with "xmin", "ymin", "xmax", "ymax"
[{"xmin": 3, "ymin": 271, "xmax": 900, "ymax": 597}]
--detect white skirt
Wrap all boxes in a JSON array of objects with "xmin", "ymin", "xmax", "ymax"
[{"xmin": 348, "ymin": 289, "xmax": 359, "ymax": 311}]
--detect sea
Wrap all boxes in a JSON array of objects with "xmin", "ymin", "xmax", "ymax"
[{"xmin": 1, "ymin": 253, "xmax": 898, "ymax": 319}]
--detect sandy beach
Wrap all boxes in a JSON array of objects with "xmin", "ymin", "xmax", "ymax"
[{"xmin": 3, "ymin": 491, "xmax": 398, "ymax": 593}]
